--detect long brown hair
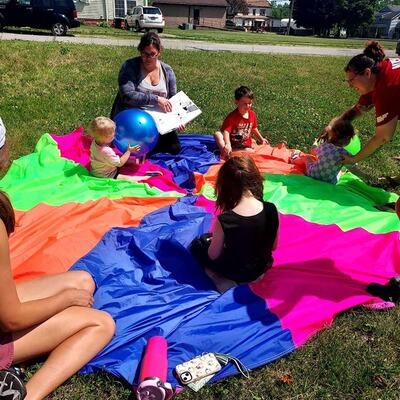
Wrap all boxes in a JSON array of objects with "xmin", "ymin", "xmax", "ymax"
[
  {"xmin": 345, "ymin": 41, "xmax": 386, "ymax": 75},
  {"xmin": 215, "ymin": 155, "xmax": 263, "ymax": 212},
  {"xmin": 0, "ymin": 190, "xmax": 15, "ymax": 236}
]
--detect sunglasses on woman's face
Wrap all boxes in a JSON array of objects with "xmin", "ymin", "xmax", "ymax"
[{"xmin": 141, "ymin": 51, "xmax": 159, "ymax": 59}]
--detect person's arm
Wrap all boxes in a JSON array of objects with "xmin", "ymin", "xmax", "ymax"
[
  {"xmin": 157, "ymin": 63, "xmax": 176, "ymax": 113},
  {"xmin": 320, "ymin": 103, "xmax": 366, "ymax": 142},
  {"xmin": 272, "ymin": 227, "xmax": 279, "ymax": 250},
  {"xmin": 0, "ymin": 223, "xmax": 93, "ymax": 332},
  {"xmin": 341, "ymin": 116, "xmax": 398, "ymax": 164},
  {"xmin": 252, "ymin": 128, "xmax": 268, "ymax": 144},
  {"xmin": 118, "ymin": 59, "xmax": 159, "ymax": 108},
  {"xmin": 118, "ymin": 145, "xmax": 141, "ymax": 167},
  {"xmin": 207, "ymin": 218, "xmax": 225, "ymax": 260},
  {"xmin": 222, "ymin": 130, "xmax": 232, "ymax": 156},
  {"xmin": 164, "ymin": 63, "xmax": 177, "ymax": 98},
  {"xmin": 338, "ymin": 103, "xmax": 364, "ymax": 122}
]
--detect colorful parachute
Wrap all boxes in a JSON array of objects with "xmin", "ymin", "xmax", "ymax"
[{"xmin": 2, "ymin": 130, "xmax": 399, "ymax": 385}]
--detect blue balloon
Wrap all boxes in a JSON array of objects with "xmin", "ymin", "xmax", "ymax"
[{"xmin": 114, "ymin": 109, "xmax": 159, "ymax": 156}]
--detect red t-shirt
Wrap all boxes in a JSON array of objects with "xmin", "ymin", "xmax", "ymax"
[
  {"xmin": 221, "ymin": 109, "xmax": 258, "ymax": 148},
  {"xmin": 358, "ymin": 58, "xmax": 400, "ymax": 126}
]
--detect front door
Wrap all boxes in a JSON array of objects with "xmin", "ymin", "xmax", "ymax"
[{"xmin": 193, "ymin": 8, "xmax": 199, "ymax": 25}]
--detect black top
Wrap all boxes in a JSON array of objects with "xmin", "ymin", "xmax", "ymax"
[{"xmin": 215, "ymin": 201, "xmax": 279, "ymax": 283}]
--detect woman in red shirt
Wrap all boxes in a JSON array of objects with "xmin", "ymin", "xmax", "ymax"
[{"xmin": 327, "ymin": 41, "xmax": 400, "ymax": 185}]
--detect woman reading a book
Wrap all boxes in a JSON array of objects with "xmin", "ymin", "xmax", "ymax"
[{"xmin": 110, "ymin": 32, "xmax": 182, "ymax": 155}]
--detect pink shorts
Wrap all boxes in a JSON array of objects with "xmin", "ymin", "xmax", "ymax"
[{"xmin": 0, "ymin": 332, "xmax": 14, "ymax": 369}]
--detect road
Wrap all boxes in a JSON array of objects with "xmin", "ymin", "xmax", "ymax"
[{"xmin": 1, "ymin": 31, "xmax": 397, "ymax": 57}]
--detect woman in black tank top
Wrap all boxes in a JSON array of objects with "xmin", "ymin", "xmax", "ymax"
[{"xmin": 191, "ymin": 155, "xmax": 279, "ymax": 284}]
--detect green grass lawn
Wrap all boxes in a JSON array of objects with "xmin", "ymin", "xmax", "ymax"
[{"xmin": 1, "ymin": 41, "xmax": 400, "ymax": 399}]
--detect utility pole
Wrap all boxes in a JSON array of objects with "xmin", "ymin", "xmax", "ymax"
[{"xmin": 287, "ymin": 0, "xmax": 295, "ymax": 35}]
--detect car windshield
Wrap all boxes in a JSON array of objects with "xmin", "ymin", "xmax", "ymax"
[{"xmin": 143, "ymin": 7, "xmax": 161, "ymax": 14}]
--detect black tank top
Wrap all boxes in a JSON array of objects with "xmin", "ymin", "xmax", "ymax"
[{"xmin": 216, "ymin": 201, "xmax": 279, "ymax": 283}]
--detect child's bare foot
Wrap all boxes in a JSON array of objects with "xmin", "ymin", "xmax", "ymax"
[{"xmin": 117, "ymin": 174, "xmax": 150, "ymax": 182}]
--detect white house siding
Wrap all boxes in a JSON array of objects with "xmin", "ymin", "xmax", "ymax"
[
  {"xmin": 75, "ymin": 0, "xmax": 115, "ymax": 20},
  {"xmin": 248, "ymin": 6, "xmax": 271, "ymax": 17},
  {"xmin": 76, "ymin": 0, "xmax": 144, "ymax": 20},
  {"xmin": 389, "ymin": 15, "xmax": 400, "ymax": 38}
]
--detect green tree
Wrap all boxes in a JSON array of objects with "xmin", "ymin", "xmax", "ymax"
[
  {"xmin": 293, "ymin": 0, "xmax": 341, "ymax": 36},
  {"xmin": 375, "ymin": 0, "xmax": 400, "ymax": 9},
  {"xmin": 339, "ymin": 0, "xmax": 378, "ymax": 37},
  {"xmin": 227, "ymin": 0, "xmax": 249, "ymax": 17},
  {"xmin": 270, "ymin": 1, "xmax": 290, "ymax": 18}
]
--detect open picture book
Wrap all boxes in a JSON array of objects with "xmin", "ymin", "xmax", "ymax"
[{"xmin": 145, "ymin": 91, "xmax": 202, "ymax": 135}]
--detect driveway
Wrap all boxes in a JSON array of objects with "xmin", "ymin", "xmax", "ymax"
[{"xmin": 0, "ymin": 31, "xmax": 397, "ymax": 57}]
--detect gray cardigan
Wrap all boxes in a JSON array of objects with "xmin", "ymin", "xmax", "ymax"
[{"xmin": 110, "ymin": 57, "xmax": 177, "ymax": 119}]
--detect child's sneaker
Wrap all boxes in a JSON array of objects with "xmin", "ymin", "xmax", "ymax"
[{"xmin": 0, "ymin": 369, "xmax": 26, "ymax": 399}]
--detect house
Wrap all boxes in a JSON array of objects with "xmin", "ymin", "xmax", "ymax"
[
  {"xmin": 373, "ymin": 5, "xmax": 400, "ymax": 39},
  {"xmin": 75, "ymin": 0, "xmax": 149, "ymax": 22},
  {"xmin": 231, "ymin": 0, "xmax": 272, "ymax": 31},
  {"xmin": 152, "ymin": 0, "xmax": 228, "ymax": 29}
]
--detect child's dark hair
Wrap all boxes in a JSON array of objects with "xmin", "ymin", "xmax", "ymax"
[
  {"xmin": 215, "ymin": 155, "xmax": 263, "ymax": 211},
  {"xmin": 345, "ymin": 41, "xmax": 386, "ymax": 75},
  {"xmin": 0, "ymin": 190, "xmax": 15, "ymax": 236},
  {"xmin": 138, "ymin": 32, "xmax": 162, "ymax": 53},
  {"xmin": 234, "ymin": 86, "xmax": 254, "ymax": 101},
  {"xmin": 329, "ymin": 120, "xmax": 355, "ymax": 147}
]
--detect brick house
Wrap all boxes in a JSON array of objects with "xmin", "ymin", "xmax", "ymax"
[{"xmin": 152, "ymin": 0, "xmax": 228, "ymax": 29}]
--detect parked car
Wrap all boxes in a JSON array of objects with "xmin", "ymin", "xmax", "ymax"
[
  {"xmin": 0, "ymin": 0, "xmax": 80, "ymax": 36},
  {"xmin": 225, "ymin": 20, "xmax": 247, "ymax": 32},
  {"xmin": 125, "ymin": 6, "xmax": 165, "ymax": 33}
]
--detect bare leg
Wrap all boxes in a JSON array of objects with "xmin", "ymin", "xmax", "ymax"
[
  {"xmin": 16, "ymin": 271, "xmax": 95, "ymax": 302},
  {"xmin": 117, "ymin": 174, "xmax": 150, "ymax": 182},
  {"xmin": 12, "ymin": 307, "xmax": 115, "ymax": 400},
  {"xmin": 204, "ymin": 267, "xmax": 237, "ymax": 294}
]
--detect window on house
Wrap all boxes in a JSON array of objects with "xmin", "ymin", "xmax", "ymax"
[
  {"xmin": 260, "ymin": 9, "xmax": 265, "ymax": 16},
  {"xmin": 115, "ymin": 0, "xmax": 125, "ymax": 18},
  {"xmin": 253, "ymin": 9, "xmax": 256, "ymax": 15}
]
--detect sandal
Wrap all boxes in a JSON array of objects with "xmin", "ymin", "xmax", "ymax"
[
  {"xmin": 0, "ymin": 369, "xmax": 26, "ymax": 400},
  {"xmin": 377, "ymin": 176, "xmax": 400, "ymax": 187}
]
